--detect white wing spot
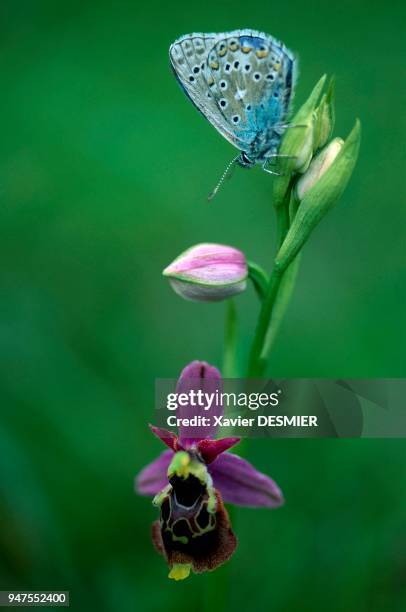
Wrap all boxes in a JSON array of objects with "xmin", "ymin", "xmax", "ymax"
[{"xmin": 235, "ymin": 88, "xmax": 247, "ymax": 100}]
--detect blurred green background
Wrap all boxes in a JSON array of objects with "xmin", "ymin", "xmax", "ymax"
[{"xmin": 0, "ymin": 1, "xmax": 405, "ymax": 610}]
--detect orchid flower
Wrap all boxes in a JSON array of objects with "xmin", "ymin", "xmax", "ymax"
[{"xmin": 136, "ymin": 360, "xmax": 284, "ymax": 581}]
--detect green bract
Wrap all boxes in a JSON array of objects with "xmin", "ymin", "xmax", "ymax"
[
  {"xmin": 272, "ymin": 74, "xmax": 326, "ymax": 208},
  {"xmin": 275, "ymin": 120, "xmax": 361, "ymax": 272},
  {"xmin": 313, "ymin": 77, "xmax": 335, "ymax": 152}
]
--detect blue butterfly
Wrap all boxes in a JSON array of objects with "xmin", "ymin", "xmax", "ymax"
[{"xmin": 169, "ymin": 29, "xmax": 297, "ymax": 197}]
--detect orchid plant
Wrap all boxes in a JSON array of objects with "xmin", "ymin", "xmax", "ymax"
[{"xmin": 136, "ymin": 75, "xmax": 360, "ymax": 580}]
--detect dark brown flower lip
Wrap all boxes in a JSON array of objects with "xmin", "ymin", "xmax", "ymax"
[{"xmin": 152, "ymin": 490, "xmax": 237, "ymax": 580}]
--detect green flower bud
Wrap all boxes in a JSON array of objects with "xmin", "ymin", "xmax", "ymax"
[
  {"xmin": 313, "ymin": 77, "xmax": 335, "ymax": 152},
  {"xmin": 294, "ymin": 119, "xmax": 314, "ymax": 173},
  {"xmin": 296, "ymin": 137, "xmax": 344, "ymax": 201},
  {"xmin": 275, "ymin": 120, "xmax": 361, "ymax": 272},
  {"xmin": 273, "ymin": 75, "xmax": 326, "ymax": 207}
]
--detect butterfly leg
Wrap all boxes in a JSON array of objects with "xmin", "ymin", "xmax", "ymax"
[
  {"xmin": 262, "ymin": 153, "xmax": 298, "ymax": 176},
  {"xmin": 262, "ymin": 159, "xmax": 282, "ymax": 176},
  {"xmin": 274, "ymin": 123, "xmax": 308, "ymax": 130},
  {"xmin": 266, "ymin": 154, "xmax": 297, "ymax": 159}
]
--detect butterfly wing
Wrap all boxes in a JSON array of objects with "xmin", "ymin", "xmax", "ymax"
[
  {"xmin": 169, "ymin": 29, "xmax": 297, "ymax": 158},
  {"xmin": 169, "ymin": 32, "xmax": 247, "ymax": 150}
]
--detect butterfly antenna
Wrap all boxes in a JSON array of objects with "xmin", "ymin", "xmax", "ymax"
[{"xmin": 208, "ymin": 155, "xmax": 240, "ymax": 201}]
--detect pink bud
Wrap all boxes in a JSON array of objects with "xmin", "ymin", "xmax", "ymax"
[{"xmin": 163, "ymin": 243, "xmax": 247, "ymax": 302}]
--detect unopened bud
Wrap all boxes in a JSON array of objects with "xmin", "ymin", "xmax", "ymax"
[
  {"xmin": 163, "ymin": 243, "xmax": 247, "ymax": 302},
  {"xmin": 296, "ymin": 138, "xmax": 344, "ymax": 201}
]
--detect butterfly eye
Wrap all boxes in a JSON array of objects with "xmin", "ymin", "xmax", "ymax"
[{"xmin": 241, "ymin": 152, "xmax": 252, "ymax": 164}]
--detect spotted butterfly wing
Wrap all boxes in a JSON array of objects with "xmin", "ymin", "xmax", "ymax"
[{"xmin": 169, "ymin": 29, "xmax": 297, "ymax": 162}]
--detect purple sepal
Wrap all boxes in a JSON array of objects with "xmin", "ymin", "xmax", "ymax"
[
  {"xmin": 176, "ymin": 360, "xmax": 223, "ymax": 444},
  {"xmin": 149, "ymin": 424, "xmax": 180, "ymax": 452},
  {"xmin": 135, "ymin": 449, "xmax": 173, "ymax": 496},
  {"xmin": 209, "ymin": 452, "xmax": 284, "ymax": 508}
]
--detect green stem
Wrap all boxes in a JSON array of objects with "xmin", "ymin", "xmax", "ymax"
[
  {"xmin": 223, "ymin": 299, "xmax": 238, "ymax": 378},
  {"xmin": 247, "ymin": 267, "xmax": 284, "ymax": 377},
  {"xmin": 276, "ymin": 197, "xmax": 290, "ymax": 249},
  {"xmin": 261, "ymin": 254, "xmax": 301, "ymax": 358},
  {"xmin": 247, "ymin": 179, "xmax": 295, "ymax": 378},
  {"xmin": 247, "ymin": 261, "xmax": 269, "ymax": 301}
]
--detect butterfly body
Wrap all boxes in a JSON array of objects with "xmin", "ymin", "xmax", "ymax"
[{"xmin": 169, "ymin": 29, "xmax": 297, "ymax": 169}]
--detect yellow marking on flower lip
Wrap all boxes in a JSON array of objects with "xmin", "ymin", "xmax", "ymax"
[
  {"xmin": 256, "ymin": 49, "xmax": 268, "ymax": 59},
  {"xmin": 207, "ymin": 487, "xmax": 217, "ymax": 514},
  {"xmin": 241, "ymin": 45, "xmax": 251, "ymax": 53},
  {"xmin": 171, "ymin": 532, "xmax": 188, "ymax": 545},
  {"xmin": 168, "ymin": 450, "xmax": 191, "ymax": 478},
  {"xmin": 168, "ymin": 450, "xmax": 210, "ymax": 485},
  {"xmin": 168, "ymin": 563, "xmax": 192, "ymax": 581},
  {"xmin": 153, "ymin": 483, "xmax": 171, "ymax": 507}
]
